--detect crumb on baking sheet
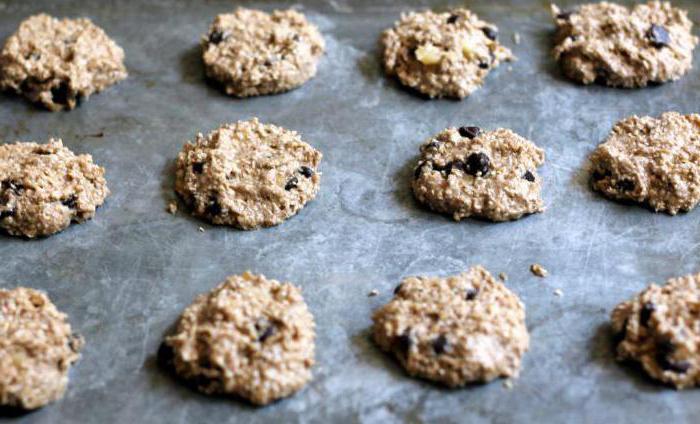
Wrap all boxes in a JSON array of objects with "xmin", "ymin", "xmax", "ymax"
[
  {"xmin": 530, "ymin": 263, "xmax": 548, "ymax": 278},
  {"xmin": 513, "ymin": 32, "xmax": 521, "ymax": 44},
  {"xmin": 368, "ymin": 289, "xmax": 379, "ymax": 297},
  {"xmin": 167, "ymin": 201, "xmax": 178, "ymax": 214},
  {"xmin": 198, "ymin": 227, "xmax": 205, "ymax": 233},
  {"xmin": 554, "ymin": 289, "xmax": 563, "ymax": 297},
  {"xmin": 503, "ymin": 379, "xmax": 514, "ymax": 389},
  {"xmin": 499, "ymin": 272, "xmax": 508, "ymax": 281}
]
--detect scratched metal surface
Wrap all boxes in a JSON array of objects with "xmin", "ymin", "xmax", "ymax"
[{"xmin": 1, "ymin": 0, "xmax": 700, "ymax": 422}]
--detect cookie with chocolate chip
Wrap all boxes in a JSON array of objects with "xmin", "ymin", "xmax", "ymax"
[
  {"xmin": 372, "ymin": 266, "xmax": 529, "ymax": 386},
  {"xmin": 163, "ymin": 272, "xmax": 316, "ymax": 405},
  {"xmin": 590, "ymin": 112, "xmax": 700, "ymax": 214},
  {"xmin": 0, "ymin": 140, "xmax": 109, "ymax": 238},
  {"xmin": 381, "ymin": 8, "xmax": 513, "ymax": 99},
  {"xmin": 412, "ymin": 126, "xmax": 545, "ymax": 221},
  {"xmin": 551, "ymin": 2, "xmax": 698, "ymax": 88},
  {"xmin": 612, "ymin": 272, "xmax": 700, "ymax": 389},
  {"xmin": 202, "ymin": 8, "xmax": 325, "ymax": 97},
  {"xmin": 0, "ymin": 14, "xmax": 127, "ymax": 111},
  {"xmin": 0, "ymin": 287, "xmax": 83, "ymax": 409},
  {"xmin": 175, "ymin": 118, "xmax": 322, "ymax": 229}
]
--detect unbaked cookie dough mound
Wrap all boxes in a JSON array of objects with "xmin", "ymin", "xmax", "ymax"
[
  {"xmin": 0, "ymin": 287, "xmax": 83, "ymax": 410},
  {"xmin": 551, "ymin": 2, "xmax": 698, "ymax": 88},
  {"xmin": 590, "ymin": 112, "xmax": 700, "ymax": 214},
  {"xmin": 382, "ymin": 9, "xmax": 513, "ymax": 99},
  {"xmin": 0, "ymin": 14, "xmax": 127, "ymax": 111},
  {"xmin": 175, "ymin": 118, "xmax": 322, "ymax": 229},
  {"xmin": 164, "ymin": 272, "xmax": 316, "ymax": 405},
  {"xmin": 372, "ymin": 266, "xmax": 529, "ymax": 386},
  {"xmin": 412, "ymin": 126, "xmax": 545, "ymax": 221},
  {"xmin": 0, "ymin": 140, "xmax": 109, "ymax": 238},
  {"xmin": 612, "ymin": 272, "xmax": 700, "ymax": 389},
  {"xmin": 202, "ymin": 8, "xmax": 325, "ymax": 97}
]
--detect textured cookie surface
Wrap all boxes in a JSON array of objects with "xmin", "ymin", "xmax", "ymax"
[
  {"xmin": 612, "ymin": 272, "xmax": 700, "ymax": 389},
  {"xmin": 382, "ymin": 8, "xmax": 513, "ymax": 99},
  {"xmin": 0, "ymin": 140, "xmax": 109, "ymax": 238},
  {"xmin": 202, "ymin": 8, "xmax": 325, "ymax": 97},
  {"xmin": 0, "ymin": 14, "xmax": 127, "ymax": 111},
  {"xmin": 590, "ymin": 112, "xmax": 700, "ymax": 214},
  {"xmin": 0, "ymin": 287, "xmax": 83, "ymax": 409},
  {"xmin": 372, "ymin": 266, "xmax": 529, "ymax": 386},
  {"xmin": 412, "ymin": 126, "xmax": 545, "ymax": 221},
  {"xmin": 164, "ymin": 272, "xmax": 316, "ymax": 405},
  {"xmin": 551, "ymin": 2, "xmax": 698, "ymax": 88},
  {"xmin": 175, "ymin": 118, "xmax": 322, "ymax": 229}
]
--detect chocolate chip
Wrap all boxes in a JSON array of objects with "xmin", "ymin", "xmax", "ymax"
[
  {"xmin": 465, "ymin": 152, "xmax": 491, "ymax": 176},
  {"xmin": 432, "ymin": 334, "xmax": 448, "ymax": 354},
  {"xmin": 458, "ymin": 126, "xmax": 481, "ymax": 139},
  {"xmin": 209, "ymin": 30, "xmax": 226, "ymax": 44},
  {"xmin": 616, "ymin": 179, "xmax": 635, "ymax": 192},
  {"xmin": 51, "ymin": 82, "xmax": 71, "ymax": 106},
  {"xmin": 61, "ymin": 195, "xmax": 78, "ymax": 209},
  {"xmin": 482, "ymin": 27, "xmax": 498, "ymax": 41},
  {"xmin": 647, "ymin": 24, "xmax": 670, "ymax": 48},
  {"xmin": 192, "ymin": 162, "xmax": 204, "ymax": 174},
  {"xmin": 465, "ymin": 288, "xmax": 478, "ymax": 300},
  {"xmin": 394, "ymin": 283, "xmax": 403, "ymax": 295},
  {"xmin": 447, "ymin": 14, "xmax": 459, "ymax": 24},
  {"xmin": 205, "ymin": 196, "xmax": 222, "ymax": 216},
  {"xmin": 556, "ymin": 11, "xmax": 573, "ymax": 20},
  {"xmin": 0, "ymin": 209, "xmax": 15, "ymax": 220},
  {"xmin": 299, "ymin": 166, "xmax": 314, "ymax": 178},
  {"xmin": 640, "ymin": 302, "xmax": 655, "ymax": 327},
  {"xmin": 523, "ymin": 170, "xmax": 536, "ymax": 182},
  {"xmin": 478, "ymin": 62, "xmax": 489, "ymax": 69},
  {"xmin": 285, "ymin": 176, "xmax": 299, "ymax": 191},
  {"xmin": 396, "ymin": 331, "xmax": 413, "ymax": 355}
]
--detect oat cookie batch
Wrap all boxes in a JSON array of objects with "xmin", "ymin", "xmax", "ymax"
[{"xmin": 1, "ymin": 1, "xmax": 700, "ymax": 410}]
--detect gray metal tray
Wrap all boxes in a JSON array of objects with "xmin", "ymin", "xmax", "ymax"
[{"xmin": 1, "ymin": 0, "xmax": 700, "ymax": 422}]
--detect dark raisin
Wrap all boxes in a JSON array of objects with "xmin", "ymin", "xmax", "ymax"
[
  {"xmin": 0, "ymin": 209, "xmax": 15, "ymax": 220},
  {"xmin": 465, "ymin": 152, "xmax": 491, "ymax": 176},
  {"xmin": 640, "ymin": 302, "xmax": 655, "ymax": 327},
  {"xmin": 447, "ymin": 14, "xmax": 459, "ymax": 24},
  {"xmin": 465, "ymin": 288, "xmax": 478, "ymax": 300},
  {"xmin": 592, "ymin": 168, "xmax": 611, "ymax": 181},
  {"xmin": 432, "ymin": 334, "xmax": 448, "ymax": 354},
  {"xmin": 656, "ymin": 341, "xmax": 690, "ymax": 373},
  {"xmin": 556, "ymin": 11, "xmax": 573, "ymax": 20},
  {"xmin": 285, "ymin": 176, "xmax": 299, "ymax": 191},
  {"xmin": 523, "ymin": 170, "xmax": 535, "ymax": 182},
  {"xmin": 257, "ymin": 323, "xmax": 277, "ymax": 343},
  {"xmin": 612, "ymin": 319, "xmax": 628, "ymax": 346},
  {"xmin": 458, "ymin": 126, "xmax": 481, "ymax": 139},
  {"xmin": 51, "ymin": 82, "xmax": 71, "ymax": 106},
  {"xmin": 396, "ymin": 332, "xmax": 413, "ymax": 355},
  {"xmin": 425, "ymin": 141, "xmax": 440, "ymax": 150},
  {"xmin": 414, "ymin": 162, "xmax": 427, "ymax": 179},
  {"xmin": 62, "ymin": 195, "xmax": 78, "ymax": 209},
  {"xmin": 205, "ymin": 197, "xmax": 222, "ymax": 216},
  {"xmin": 451, "ymin": 160, "xmax": 465, "ymax": 174},
  {"xmin": 299, "ymin": 166, "xmax": 314, "ymax": 178},
  {"xmin": 478, "ymin": 62, "xmax": 489, "ymax": 69},
  {"xmin": 482, "ymin": 27, "xmax": 498, "ymax": 41},
  {"xmin": 394, "ymin": 283, "xmax": 403, "ymax": 295},
  {"xmin": 647, "ymin": 24, "xmax": 670, "ymax": 48},
  {"xmin": 209, "ymin": 30, "xmax": 225, "ymax": 44},
  {"xmin": 616, "ymin": 179, "xmax": 635, "ymax": 192},
  {"xmin": 433, "ymin": 161, "xmax": 456, "ymax": 177},
  {"xmin": 192, "ymin": 162, "xmax": 204, "ymax": 174},
  {"xmin": 2, "ymin": 180, "xmax": 24, "ymax": 193},
  {"xmin": 292, "ymin": 34, "xmax": 300, "ymax": 42}
]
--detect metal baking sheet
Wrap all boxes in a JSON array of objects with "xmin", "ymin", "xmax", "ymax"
[{"xmin": 1, "ymin": 0, "xmax": 700, "ymax": 422}]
